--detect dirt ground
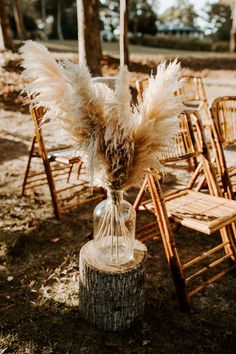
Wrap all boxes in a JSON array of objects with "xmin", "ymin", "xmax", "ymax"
[{"xmin": 0, "ymin": 50, "xmax": 236, "ymax": 354}]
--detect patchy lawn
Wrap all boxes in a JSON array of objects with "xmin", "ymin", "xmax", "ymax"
[{"xmin": 0, "ymin": 49, "xmax": 236, "ymax": 354}]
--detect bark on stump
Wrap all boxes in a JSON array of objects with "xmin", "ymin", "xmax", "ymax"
[{"xmin": 79, "ymin": 240, "xmax": 147, "ymax": 331}]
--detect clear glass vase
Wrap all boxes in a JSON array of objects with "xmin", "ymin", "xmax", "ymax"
[{"xmin": 93, "ymin": 189, "xmax": 136, "ymax": 265}]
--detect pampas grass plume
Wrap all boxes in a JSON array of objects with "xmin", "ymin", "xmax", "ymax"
[{"xmin": 20, "ymin": 41, "xmax": 183, "ymax": 190}]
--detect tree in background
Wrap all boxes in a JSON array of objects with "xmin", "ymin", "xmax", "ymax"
[
  {"xmin": 34, "ymin": 0, "xmax": 75, "ymax": 39},
  {"xmin": 40, "ymin": 0, "xmax": 47, "ymax": 39},
  {"xmin": 205, "ymin": 1, "xmax": 232, "ymax": 41},
  {"xmin": 0, "ymin": 21, "xmax": 4, "ymax": 49},
  {"xmin": 100, "ymin": 0, "xmax": 157, "ymax": 35},
  {"xmin": 78, "ymin": 0, "xmax": 102, "ymax": 76},
  {"xmin": 128, "ymin": 0, "xmax": 157, "ymax": 34},
  {"xmin": 160, "ymin": 0, "xmax": 197, "ymax": 27},
  {"xmin": 120, "ymin": 0, "xmax": 129, "ymax": 66},
  {"xmin": 56, "ymin": 0, "xmax": 63, "ymax": 40},
  {"xmin": 230, "ymin": 0, "xmax": 236, "ymax": 51},
  {"xmin": 13, "ymin": 0, "xmax": 27, "ymax": 40},
  {"xmin": 0, "ymin": 0, "xmax": 14, "ymax": 50}
]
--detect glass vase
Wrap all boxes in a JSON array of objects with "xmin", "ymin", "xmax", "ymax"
[{"xmin": 93, "ymin": 189, "xmax": 136, "ymax": 265}]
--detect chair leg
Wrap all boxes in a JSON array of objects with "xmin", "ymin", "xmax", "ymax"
[
  {"xmin": 231, "ymin": 222, "xmax": 236, "ymax": 248},
  {"xmin": 133, "ymin": 176, "xmax": 148, "ymax": 211},
  {"xmin": 147, "ymin": 175, "xmax": 190, "ymax": 311},
  {"xmin": 22, "ymin": 135, "xmax": 36, "ymax": 196},
  {"xmin": 67, "ymin": 164, "xmax": 74, "ymax": 183},
  {"xmin": 187, "ymin": 157, "xmax": 197, "ymax": 172},
  {"xmin": 220, "ymin": 226, "xmax": 236, "ymax": 263},
  {"xmin": 169, "ymin": 256, "xmax": 191, "ymax": 312},
  {"xmin": 42, "ymin": 160, "xmax": 61, "ymax": 220},
  {"xmin": 161, "ymin": 230, "xmax": 190, "ymax": 312}
]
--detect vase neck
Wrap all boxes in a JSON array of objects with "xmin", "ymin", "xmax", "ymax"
[{"xmin": 107, "ymin": 190, "xmax": 124, "ymax": 203}]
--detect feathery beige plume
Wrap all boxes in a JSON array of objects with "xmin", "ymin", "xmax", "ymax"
[
  {"xmin": 20, "ymin": 41, "xmax": 183, "ymax": 190},
  {"xmin": 20, "ymin": 40, "xmax": 69, "ymax": 120}
]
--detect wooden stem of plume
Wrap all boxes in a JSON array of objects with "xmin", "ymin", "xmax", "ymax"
[{"xmin": 79, "ymin": 240, "xmax": 147, "ymax": 331}]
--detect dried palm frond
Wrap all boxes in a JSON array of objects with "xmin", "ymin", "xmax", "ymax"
[{"xmin": 20, "ymin": 41, "xmax": 183, "ymax": 191}]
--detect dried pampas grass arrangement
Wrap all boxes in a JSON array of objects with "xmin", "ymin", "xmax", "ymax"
[{"xmin": 20, "ymin": 40, "xmax": 183, "ymax": 191}]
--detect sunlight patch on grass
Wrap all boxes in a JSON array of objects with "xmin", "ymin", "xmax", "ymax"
[
  {"xmin": 0, "ymin": 333, "xmax": 41, "ymax": 354},
  {"xmin": 39, "ymin": 256, "xmax": 80, "ymax": 307},
  {"xmin": 0, "ymin": 242, "xmax": 8, "ymax": 262}
]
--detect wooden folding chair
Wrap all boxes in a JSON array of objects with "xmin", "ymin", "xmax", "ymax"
[
  {"xmin": 176, "ymin": 76, "xmax": 214, "ymax": 173},
  {"xmin": 136, "ymin": 75, "xmax": 209, "ymax": 118},
  {"xmin": 135, "ymin": 78, "xmax": 148, "ymax": 106},
  {"xmin": 210, "ymin": 96, "xmax": 236, "ymax": 192},
  {"xmin": 92, "ymin": 76, "xmax": 116, "ymax": 89},
  {"xmin": 178, "ymin": 75, "xmax": 210, "ymax": 123},
  {"xmin": 134, "ymin": 111, "xmax": 236, "ymax": 311},
  {"xmin": 136, "ymin": 76, "xmax": 199, "ymax": 172},
  {"xmin": 22, "ymin": 105, "xmax": 104, "ymax": 219}
]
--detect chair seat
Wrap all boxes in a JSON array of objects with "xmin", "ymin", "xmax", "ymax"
[
  {"xmin": 142, "ymin": 190, "xmax": 236, "ymax": 235},
  {"xmin": 183, "ymin": 100, "xmax": 202, "ymax": 110},
  {"xmin": 48, "ymin": 146, "xmax": 80, "ymax": 163},
  {"xmin": 33, "ymin": 145, "xmax": 80, "ymax": 164}
]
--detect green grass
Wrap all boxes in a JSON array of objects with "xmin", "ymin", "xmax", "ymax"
[{"xmin": 36, "ymin": 39, "xmax": 236, "ymax": 59}]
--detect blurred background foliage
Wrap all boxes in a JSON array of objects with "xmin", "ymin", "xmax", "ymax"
[{"xmin": 0, "ymin": 0, "xmax": 234, "ymax": 52}]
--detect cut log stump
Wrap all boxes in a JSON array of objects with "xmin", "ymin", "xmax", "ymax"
[{"xmin": 79, "ymin": 240, "xmax": 147, "ymax": 331}]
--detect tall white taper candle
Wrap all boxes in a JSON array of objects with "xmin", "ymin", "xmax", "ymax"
[
  {"xmin": 77, "ymin": 0, "xmax": 86, "ymax": 65},
  {"xmin": 119, "ymin": 0, "xmax": 126, "ymax": 68}
]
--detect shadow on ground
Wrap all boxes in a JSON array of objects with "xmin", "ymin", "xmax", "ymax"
[
  {"xmin": 0, "ymin": 138, "xmax": 28, "ymax": 164},
  {"xmin": 102, "ymin": 54, "xmax": 236, "ymax": 75},
  {"xmin": 0, "ymin": 197, "xmax": 236, "ymax": 353}
]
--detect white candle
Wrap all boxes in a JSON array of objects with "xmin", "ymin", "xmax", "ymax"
[
  {"xmin": 77, "ymin": 0, "xmax": 86, "ymax": 65},
  {"xmin": 119, "ymin": 0, "xmax": 126, "ymax": 68}
]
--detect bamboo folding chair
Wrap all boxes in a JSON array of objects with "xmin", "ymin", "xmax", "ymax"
[
  {"xmin": 22, "ymin": 105, "xmax": 104, "ymax": 219},
  {"xmin": 135, "ymin": 78, "xmax": 148, "ymax": 106},
  {"xmin": 210, "ymin": 96, "xmax": 236, "ymax": 193},
  {"xmin": 92, "ymin": 76, "xmax": 116, "ymax": 89},
  {"xmin": 178, "ymin": 75, "xmax": 211, "ymax": 124},
  {"xmin": 176, "ymin": 75, "xmax": 213, "ymax": 173},
  {"xmin": 136, "ymin": 75, "xmax": 210, "ymax": 123},
  {"xmin": 135, "ymin": 76, "xmax": 201, "ymax": 172},
  {"xmin": 134, "ymin": 111, "xmax": 236, "ymax": 311}
]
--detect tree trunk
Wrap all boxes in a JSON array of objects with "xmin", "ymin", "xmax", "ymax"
[
  {"xmin": 120, "ymin": 0, "xmax": 129, "ymax": 67},
  {"xmin": 79, "ymin": 240, "xmax": 147, "ymax": 331},
  {"xmin": 230, "ymin": 0, "xmax": 236, "ymax": 52},
  {"xmin": 0, "ymin": 19, "xmax": 5, "ymax": 49},
  {"xmin": 0, "ymin": 0, "xmax": 14, "ymax": 51},
  {"xmin": 77, "ymin": 0, "xmax": 102, "ymax": 76},
  {"xmin": 13, "ymin": 0, "xmax": 26, "ymax": 40},
  {"xmin": 57, "ymin": 0, "xmax": 64, "ymax": 40},
  {"xmin": 41, "ymin": 0, "xmax": 48, "ymax": 40}
]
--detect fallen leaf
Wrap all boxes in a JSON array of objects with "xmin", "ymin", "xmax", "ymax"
[{"xmin": 50, "ymin": 237, "xmax": 61, "ymax": 243}]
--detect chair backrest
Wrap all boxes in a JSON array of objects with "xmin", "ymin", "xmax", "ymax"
[
  {"xmin": 159, "ymin": 111, "xmax": 221, "ymax": 197},
  {"xmin": 30, "ymin": 104, "xmax": 49, "ymax": 161},
  {"xmin": 178, "ymin": 75, "xmax": 208, "ymax": 103},
  {"xmin": 157, "ymin": 111, "xmax": 196, "ymax": 163},
  {"xmin": 92, "ymin": 76, "xmax": 117, "ymax": 90},
  {"xmin": 29, "ymin": 103, "xmax": 70, "ymax": 158},
  {"xmin": 136, "ymin": 76, "xmax": 208, "ymax": 105},
  {"xmin": 211, "ymin": 96, "xmax": 236, "ymax": 146},
  {"xmin": 178, "ymin": 75, "xmax": 211, "ymax": 126},
  {"xmin": 135, "ymin": 78, "xmax": 148, "ymax": 106}
]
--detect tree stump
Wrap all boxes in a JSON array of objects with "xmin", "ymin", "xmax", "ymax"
[{"xmin": 79, "ymin": 240, "xmax": 147, "ymax": 331}]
